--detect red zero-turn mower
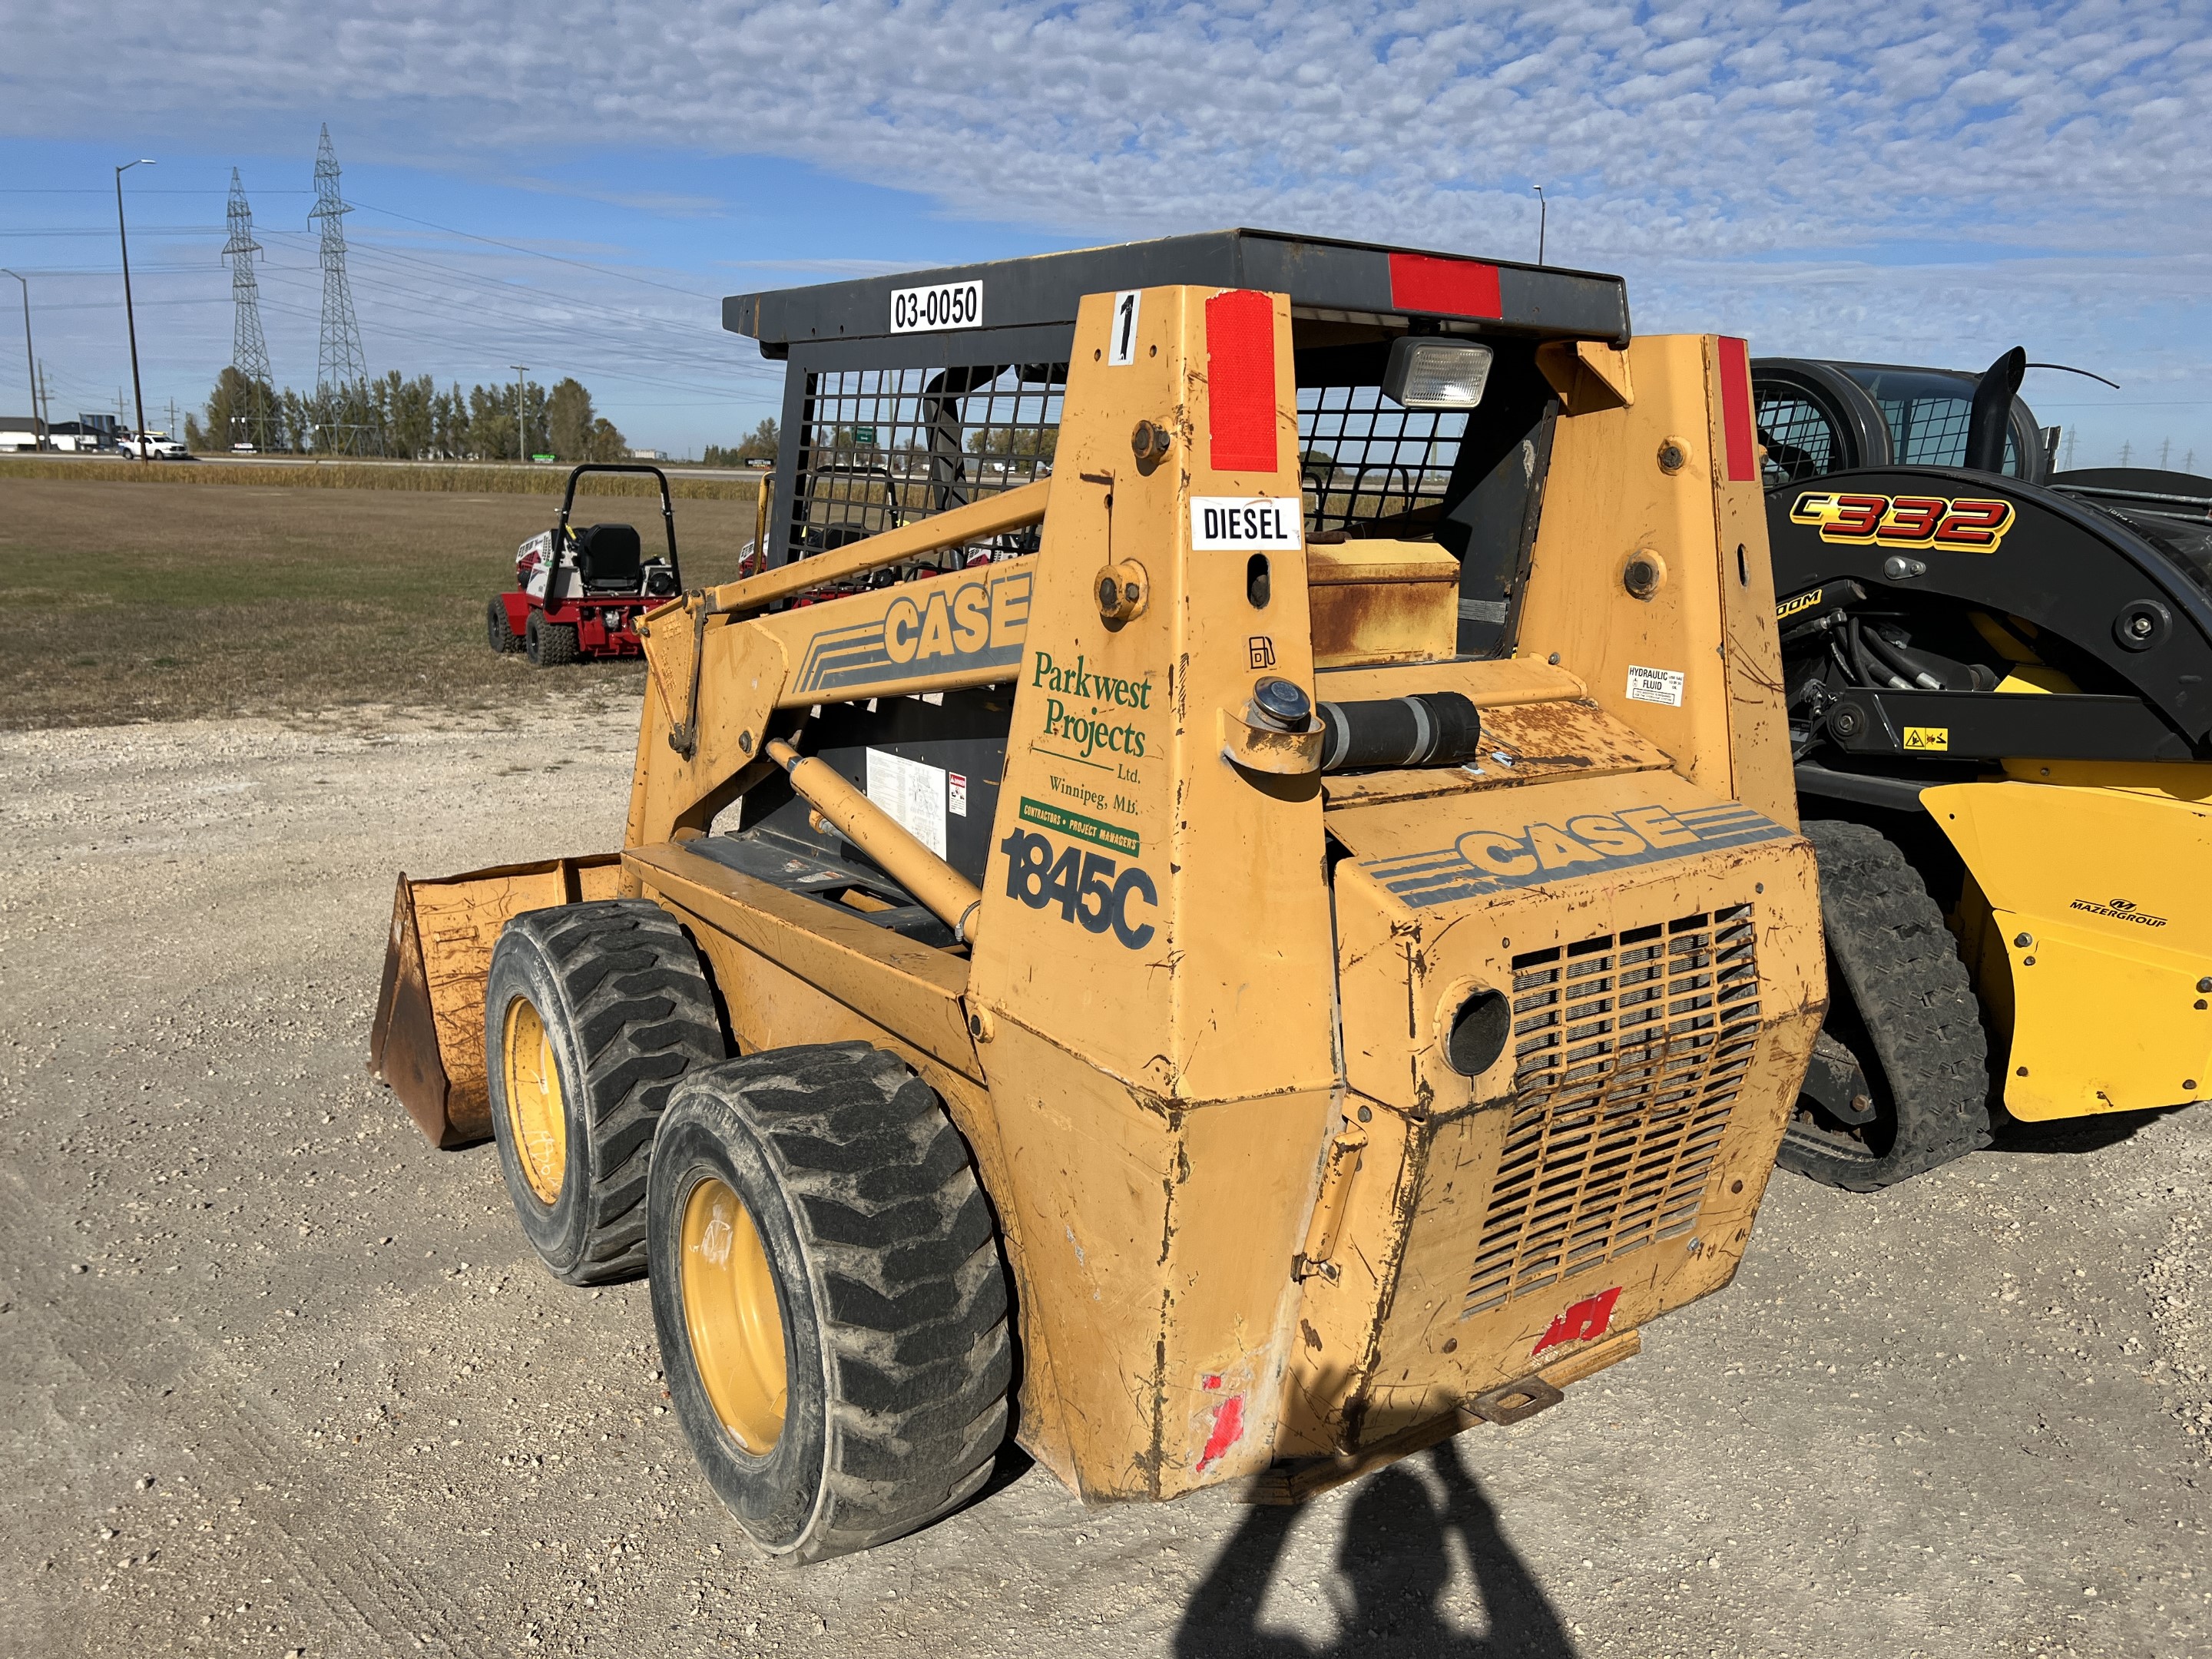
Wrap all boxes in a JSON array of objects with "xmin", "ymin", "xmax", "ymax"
[{"xmin": 487, "ymin": 463, "xmax": 684, "ymax": 666}]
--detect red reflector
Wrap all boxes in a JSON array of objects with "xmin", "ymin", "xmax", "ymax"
[
  {"xmin": 1205, "ymin": 290, "xmax": 1277, "ymax": 473},
  {"xmin": 1531, "ymin": 1285, "xmax": 1621, "ymax": 1356},
  {"xmin": 1719, "ymin": 336, "xmax": 1756, "ymax": 483},
  {"xmin": 1388, "ymin": 253, "xmax": 1502, "ymax": 320}
]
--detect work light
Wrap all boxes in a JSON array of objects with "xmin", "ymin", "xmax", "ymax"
[{"xmin": 1382, "ymin": 337, "xmax": 1494, "ymax": 409}]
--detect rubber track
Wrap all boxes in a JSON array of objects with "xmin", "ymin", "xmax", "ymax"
[
  {"xmin": 715, "ymin": 1042, "xmax": 1012, "ymax": 1558},
  {"xmin": 513, "ymin": 899, "xmax": 724, "ymax": 1280},
  {"xmin": 1781, "ymin": 820, "xmax": 1992, "ymax": 1191}
]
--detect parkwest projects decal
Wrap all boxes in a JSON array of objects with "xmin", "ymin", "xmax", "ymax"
[{"xmin": 1030, "ymin": 649, "xmax": 1154, "ymax": 761}]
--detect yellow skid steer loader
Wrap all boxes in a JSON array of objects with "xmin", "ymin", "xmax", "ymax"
[{"xmin": 372, "ymin": 232, "xmax": 1824, "ymax": 1562}]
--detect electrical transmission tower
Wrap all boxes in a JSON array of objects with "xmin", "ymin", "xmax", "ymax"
[
  {"xmin": 309, "ymin": 124, "xmax": 369, "ymax": 452},
  {"xmin": 222, "ymin": 168, "xmax": 273, "ymax": 451}
]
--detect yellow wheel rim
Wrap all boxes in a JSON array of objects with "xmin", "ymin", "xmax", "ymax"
[
  {"xmin": 500, "ymin": 995, "xmax": 568, "ymax": 1204},
  {"xmin": 680, "ymin": 1177, "xmax": 789, "ymax": 1454}
]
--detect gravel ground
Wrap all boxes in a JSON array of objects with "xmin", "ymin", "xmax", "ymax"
[{"xmin": 2, "ymin": 704, "xmax": 2206, "ymax": 1659}]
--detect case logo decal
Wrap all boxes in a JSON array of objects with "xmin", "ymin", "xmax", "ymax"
[
  {"xmin": 1789, "ymin": 490, "xmax": 2015, "ymax": 551},
  {"xmin": 1362, "ymin": 803, "xmax": 1791, "ymax": 909},
  {"xmin": 791, "ymin": 564, "xmax": 1031, "ymax": 694}
]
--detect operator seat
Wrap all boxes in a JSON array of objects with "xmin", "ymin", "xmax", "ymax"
[{"xmin": 574, "ymin": 524, "xmax": 644, "ymax": 591}]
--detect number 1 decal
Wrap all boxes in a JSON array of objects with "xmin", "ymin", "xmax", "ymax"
[{"xmin": 1108, "ymin": 290, "xmax": 1141, "ymax": 366}]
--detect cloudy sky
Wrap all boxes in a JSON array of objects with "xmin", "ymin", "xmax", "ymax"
[{"xmin": 4, "ymin": 0, "xmax": 2207, "ymax": 464}]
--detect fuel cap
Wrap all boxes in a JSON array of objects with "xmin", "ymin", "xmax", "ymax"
[{"xmin": 1251, "ymin": 676, "xmax": 1312, "ymax": 730}]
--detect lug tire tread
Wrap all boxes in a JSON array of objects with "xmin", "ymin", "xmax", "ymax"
[
  {"xmin": 497, "ymin": 899, "xmax": 724, "ymax": 1280},
  {"xmin": 669, "ymin": 1042, "xmax": 1011, "ymax": 1561}
]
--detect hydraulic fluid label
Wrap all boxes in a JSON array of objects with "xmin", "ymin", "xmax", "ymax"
[{"xmin": 1362, "ymin": 802, "xmax": 1792, "ymax": 909}]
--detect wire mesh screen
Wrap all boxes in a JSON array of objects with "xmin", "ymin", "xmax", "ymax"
[
  {"xmin": 1298, "ymin": 386, "xmax": 1465, "ymax": 536},
  {"xmin": 1874, "ymin": 394, "xmax": 2020, "ymax": 474},
  {"xmin": 786, "ymin": 362, "xmax": 1472, "ymax": 559},
  {"xmin": 1755, "ymin": 391, "xmax": 1841, "ymax": 485},
  {"xmin": 790, "ymin": 365, "xmax": 1063, "ymax": 561}
]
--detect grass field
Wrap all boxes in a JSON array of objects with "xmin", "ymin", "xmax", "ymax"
[
  {"xmin": 0, "ymin": 477, "xmax": 762, "ymax": 728},
  {"xmin": 0, "ymin": 455, "xmax": 767, "ymax": 500}
]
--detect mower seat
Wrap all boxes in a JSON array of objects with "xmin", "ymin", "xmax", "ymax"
[{"xmin": 574, "ymin": 524, "xmax": 644, "ymax": 591}]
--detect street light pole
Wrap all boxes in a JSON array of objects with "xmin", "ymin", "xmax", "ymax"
[
  {"xmin": 1, "ymin": 268, "xmax": 40, "ymax": 450},
  {"xmin": 115, "ymin": 159, "xmax": 155, "ymax": 460},
  {"xmin": 511, "ymin": 364, "xmax": 529, "ymax": 462},
  {"xmin": 1532, "ymin": 185, "xmax": 1547, "ymax": 267}
]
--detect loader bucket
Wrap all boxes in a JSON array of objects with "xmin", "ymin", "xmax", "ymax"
[{"xmin": 368, "ymin": 854, "xmax": 624, "ymax": 1147}]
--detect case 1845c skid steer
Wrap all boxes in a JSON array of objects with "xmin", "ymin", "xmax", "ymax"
[
  {"xmin": 1753, "ymin": 352, "xmax": 2212, "ymax": 1189},
  {"xmin": 372, "ymin": 231, "xmax": 1824, "ymax": 1562}
]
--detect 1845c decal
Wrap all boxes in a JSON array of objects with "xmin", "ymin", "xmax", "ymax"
[
  {"xmin": 1790, "ymin": 490, "xmax": 2015, "ymax": 552},
  {"xmin": 997, "ymin": 828, "xmax": 1157, "ymax": 949}
]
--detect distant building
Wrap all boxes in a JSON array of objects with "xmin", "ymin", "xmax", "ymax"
[{"xmin": 0, "ymin": 413, "xmax": 124, "ymax": 453}]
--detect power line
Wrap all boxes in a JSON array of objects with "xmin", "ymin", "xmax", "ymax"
[
  {"xmin": 310, "ymin": 124, "xmax": 369, "ymax": 453},
  {"xmin": 223, "ymin": 168, "xmax": 273, "ymax": 449},
  {"xmin": 346, "ymin": 197, "xmax": 720, "ymax": 300}
]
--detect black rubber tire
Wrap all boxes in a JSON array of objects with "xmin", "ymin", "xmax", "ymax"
[
  {"xmin": 525, "ymin": 610, "xmax": 579, "ymax": 667},
  {"xmin": 1780, "ymin": 820, "xmax": 1992, "ymax": 1190},
  {"xmin": 486, "ymin": 594, "xmax": 522, "ymax": 654},
  {"xmin": 485, "ymin": 900, "xmax": 725, "ymax": 1283},
  {"xmin": 647, "ymin": 1042, "xmax": 1012, "ymax": 1563}
]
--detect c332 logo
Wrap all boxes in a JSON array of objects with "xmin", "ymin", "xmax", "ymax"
[{"xmin": 1790, "ymin": 491, "xmax": 2015, "ymax": 552}]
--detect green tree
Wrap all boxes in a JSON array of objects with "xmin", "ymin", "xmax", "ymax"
[
  {"xmin": 586, "ymin": 416, "xmax": 628, "ymax": 462},
  {"xmin": 197, "ymin": 365, "xmax": 277, "ymax": 452},
  {"xmin": 546, "ymin": 377, "xmax": 597, "ymax": 461}
]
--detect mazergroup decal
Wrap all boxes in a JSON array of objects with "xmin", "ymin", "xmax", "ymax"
[
  {"xmin": 2068, "ymin": 896, "xmax": 2169, "ymax": 929},
  {"xmin": 790, "ymin": 565, "xmax": 1031, "ymax": 694},
  {"xmin": 1363, "ymin": 802, "xmax": 1791, "ymax": 908},
  {"xmin": 1789, "ymin": 490, "xmax": 2015, "ymax": 552},
  {"xmin": 998, "ymin": 828, "xmax": 1157, "ymax": 948}
]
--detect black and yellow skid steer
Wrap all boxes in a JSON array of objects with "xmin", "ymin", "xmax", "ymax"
[{"xmin": 1755, "ymin": 351, "xmax": 2212, "ymax": 1187}]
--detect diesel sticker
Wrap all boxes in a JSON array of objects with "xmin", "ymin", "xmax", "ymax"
[
  {"xmin": 1789, "ymin": 491, "xmax": 2015, "ymax": 552},
  {"xmin": 998, "ymin": 829, "xmax": 1157, "ymax": 949},
  {"xmin": 791, "ymin": 564, "xmax": 1031, "ymax": 694},
  {"xmin": 1362, "ymin": 802, "xmax": 1792, "ymax": 909},
  {"xmin": 1190, "ymin": 497, "xmax": 1303, "ymax": 551}
]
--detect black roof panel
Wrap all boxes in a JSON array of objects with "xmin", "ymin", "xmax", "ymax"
[{"xmin": 724, "ymin": 227, "xmax": 1630, "ymax": 351}]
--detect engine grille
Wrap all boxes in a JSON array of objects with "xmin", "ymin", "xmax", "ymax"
[{"xmin": 1462, "ymin": 905, "xmax": 1761, "ymax": 1317}]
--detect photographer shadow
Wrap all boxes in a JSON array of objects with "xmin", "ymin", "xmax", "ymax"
[{"xmin": 1173, "ymin": 1437, "xmax": 1575, "ymax": 1659}]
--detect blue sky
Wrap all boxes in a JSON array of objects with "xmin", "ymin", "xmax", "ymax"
[{"xmin": 3, "ymin": 1, "xmax": 2207, "ymax": 465}]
